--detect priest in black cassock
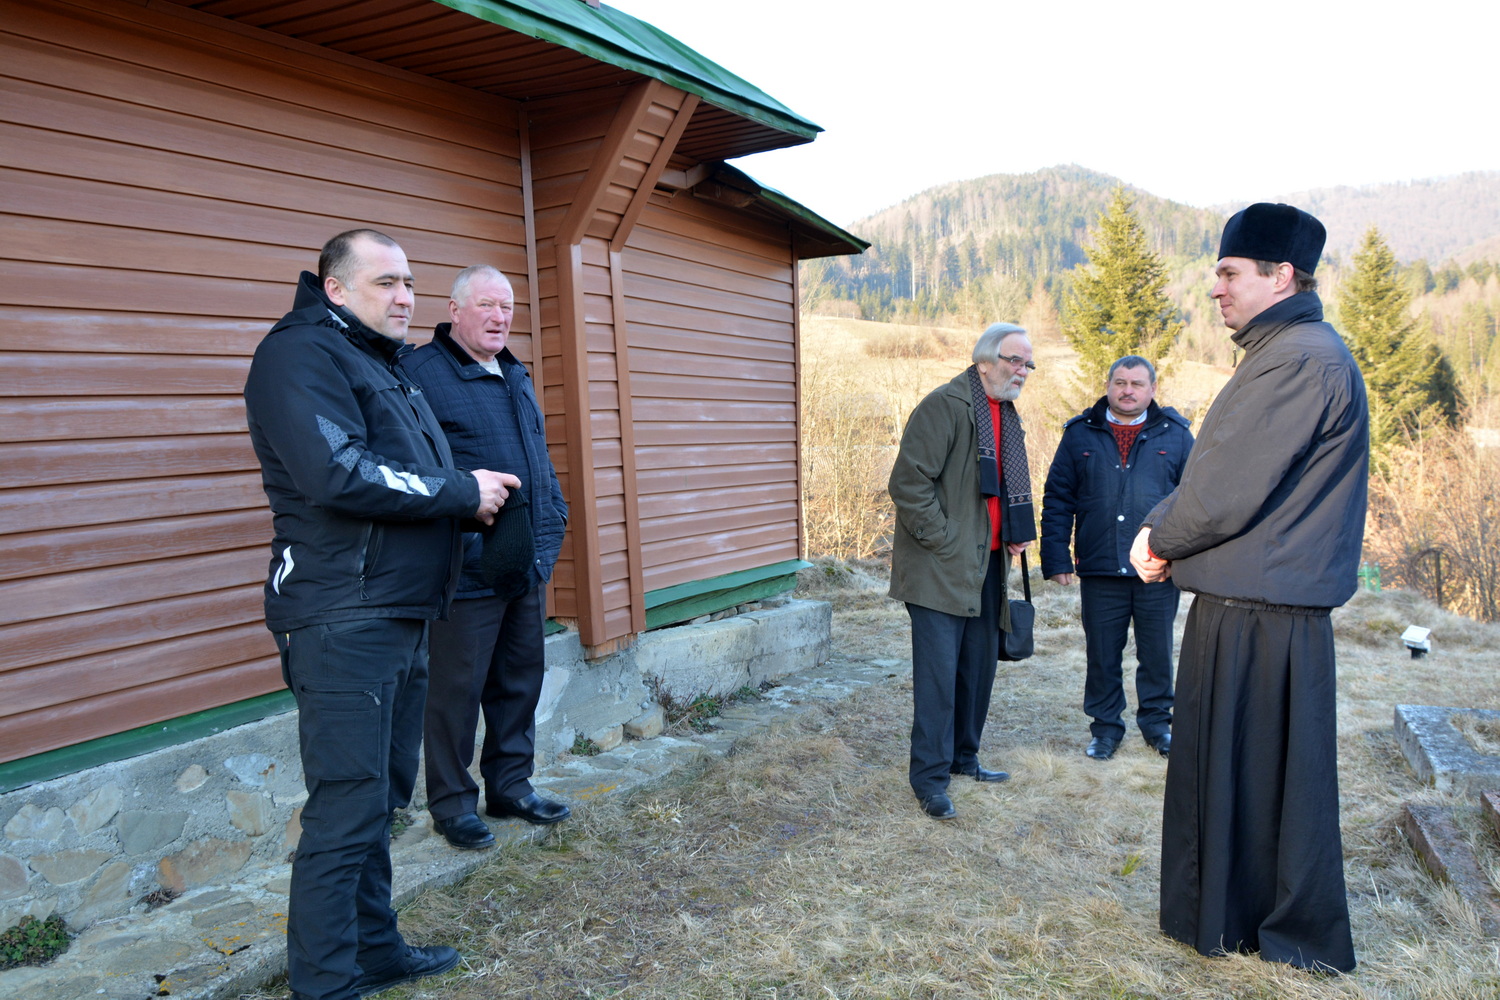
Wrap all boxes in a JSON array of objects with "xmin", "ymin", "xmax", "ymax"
[{"xmin": 1129, "ymin": 203, "xmax": 1367, "ymax": 973}]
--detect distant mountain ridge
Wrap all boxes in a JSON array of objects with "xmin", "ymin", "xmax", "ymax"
[
  {"xmin": 805, "ymin": 166, "xmax": 1500, "ymax": 323},
  {"xmin": 1264, "ymin": 171, "xmax": 1500, "ymax": 264}
]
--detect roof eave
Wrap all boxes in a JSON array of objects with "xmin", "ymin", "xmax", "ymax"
[{"xmin": 433, "ymin": 0, "xmax": 821, "ymax": 143}]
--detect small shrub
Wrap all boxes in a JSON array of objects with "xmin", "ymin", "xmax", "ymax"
[
  {"xmin": 647, "ymin": 679, "xmax": 767, "ymax": 735},
  {"xmin": 684, "ymin": 694, "xmax": 722, "ymax": 733},
  {"xmin": 0, "ymin": 914, "xmax": 72, "ymax": 970},
  {"xmin": 571, "ymin": 735, "xmax": 602, "ymax": 757}
]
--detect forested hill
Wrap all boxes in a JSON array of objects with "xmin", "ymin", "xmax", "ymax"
[
  {"xmin": 802, "ymin": 166, "xmax": 1223, "ymax": 323},
  {"xmin": 1269, "ymin": 171, "xmax": 1500, "ymax": 264},
  {"xmin": 804, "ymin": 166, "xmax": 1500, "ymax": 324}
]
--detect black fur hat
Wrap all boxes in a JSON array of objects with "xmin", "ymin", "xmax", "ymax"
[{"xmin": 1218, "ymin": 203, "xmax": 1326, "ymax": 274}]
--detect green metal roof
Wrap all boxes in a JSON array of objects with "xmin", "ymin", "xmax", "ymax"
[
  {"xmin": 433, "ymin": 0, "xmax": 821, "ymax": 141},
  {"xmin": 707, "ymin": 163, "xmax": 869, "ymax": 259}
]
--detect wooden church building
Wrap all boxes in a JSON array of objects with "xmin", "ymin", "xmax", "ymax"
[{"xmin": 0, "ymin": 0, "xmax": 865, "ymax": 787}]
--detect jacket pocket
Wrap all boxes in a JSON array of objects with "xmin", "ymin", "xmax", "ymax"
[{"xmin": 294, "ymin": 683, "xmax": 381, "ymax": 781}]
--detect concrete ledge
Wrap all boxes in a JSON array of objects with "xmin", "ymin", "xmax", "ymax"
[
  {"xmin": 1393, "ymin": 704, "xmax": 1500, "ymax": 792},
  {"xmin": 0, "ymin": 599, "xmax": 830, "ymax": 939},
  {"xmin": 1399, "ymin": 803, "xmax": 1500, "ymax": 937}
]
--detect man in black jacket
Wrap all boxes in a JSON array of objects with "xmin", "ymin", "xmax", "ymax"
[
  {"xmin": 400, "ymin": 266, "xmax": 571, "ymax": 849},
  {"xmin": 244, "ymin": 230, "xmax": 514, "ymax": 1000},
  {"xmin": 1131, "ymin": 204, "xmax": 1367, "ymax": 973},
  {"xmin": 1041, "ymin": 356, "xmax": 1192, "ymax": 761}
]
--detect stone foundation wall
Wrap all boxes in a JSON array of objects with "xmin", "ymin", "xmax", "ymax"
[{"xmin": 0, "ymin": 598, "xmax": 830, "ymax": 934}]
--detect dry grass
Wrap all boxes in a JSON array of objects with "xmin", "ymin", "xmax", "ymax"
[{"xmin": 244, "ymin": 568, "xmax": 1500, "ymax": 1000}]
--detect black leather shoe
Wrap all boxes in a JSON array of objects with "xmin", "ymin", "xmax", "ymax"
[
  {"xmin": 433, "ymin": 812, "xmax": 495, "ymax": 850},
  {"xmin": 486, "ymin": 792, "xmax": 571, "ymax": 825},
  {"xmin": 919, "ymin": 793, "xmax": 956, "ymax": 820},
  {"xmin": 951, "ymin": 762, "xmax": 1011, "ymax": 783},
  {"xmin": 354, "ymin": 945, "xmax": 460, "ymax": 997},
  {"xmin": 1085, "ymin": 736, "xmax": 1119, "ymax": 760},
  {"xmin": 1147, "ymin": 732, "xmax": 1171, "ymax": 758}
]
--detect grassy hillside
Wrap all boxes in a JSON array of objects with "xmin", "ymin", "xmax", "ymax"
[{"xmin": 392, "ymin": 565, "xmax": 1500, "ymax": 1000}]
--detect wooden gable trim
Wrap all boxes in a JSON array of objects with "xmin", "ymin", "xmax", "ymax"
[
  {"xmin": 535, "ymin": 79, "xmax": 703, "ymax": 650},
  {"xmin": 553, "ymin": 79, "xmax": 662, "ymax": 248},
  {"xmin": 612, "ymin": 94, "xmax": 699, "ymax": 254}
]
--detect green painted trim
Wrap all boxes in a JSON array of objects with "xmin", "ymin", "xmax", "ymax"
[
  {"xmin": 644, "ymin": 559, "xmax": 809, "ymax": 608},
  {"xmin": 544, "ymin": 618, "xmax": 567, "ymax": 636},
  {"xmin": 431, "ymin": 0, "xmax": 819, "ymax": 140},
  {"xmin": 643, "ymin": 559, "xmax": 809, "ymax": 630},
  {"xmin": 0, "ymin": 691, "xmax": 297, "ymax": 794}
]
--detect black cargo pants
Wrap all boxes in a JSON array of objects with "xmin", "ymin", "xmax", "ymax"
[{"xmin": 276, "ymin": 617, "xmax": 427, "ymax": 1000}]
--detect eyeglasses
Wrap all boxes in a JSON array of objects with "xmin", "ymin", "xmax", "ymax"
[{"xmin": 997, "ymin": 353, "xmax": 1037, "ymax": 371}]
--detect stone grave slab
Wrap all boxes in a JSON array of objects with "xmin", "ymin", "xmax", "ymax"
[
  {"xmin": 1394, "ymin": 705, "xmax": 1500, "ymax": 793},
  {"xmin": 1400, "ymin": 803, "xmax": 1500, "ymax": 937}
]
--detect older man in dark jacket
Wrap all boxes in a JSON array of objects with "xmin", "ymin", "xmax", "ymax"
[
  {"xmin": 1041, "ymin": 356, "xmax": 1192, "ymax": 761},
  {"xmin": 1132, "ymin": 204, "xmax": 1367, "ymax": 973},
  {"xmin": 400, "ymin": 265, "xmax": 570, "ymax": 850},
  {"xmin": 245, "ymin": 230, "xmax": 513, "ymax": 1000},
  {"xmin": 889, "ymin": 322, "xmax": 1035, "ymax": 821}
]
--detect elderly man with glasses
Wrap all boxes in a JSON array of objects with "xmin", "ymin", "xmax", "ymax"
[{"xmin": 888, "ymin": 322, "xmax": 1036, "ymax": 820}]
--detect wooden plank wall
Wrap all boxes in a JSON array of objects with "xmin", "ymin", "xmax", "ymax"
[
  {"xmin": 624, "ymin": 194, "xmax": 802, "ymax": 591},
  {"xmin": 0, "ymin": 0, "xmax": 526, "ymax": 763}
]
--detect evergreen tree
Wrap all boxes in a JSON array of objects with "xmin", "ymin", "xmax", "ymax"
[
  {"xmin": 1405, "ymin": 258, "xmax": 1435, "ymax": 296},
  {"xmin": 1061, "ymin": 187, "xmax": 1183, "ymax": 388},
  {"xmin": 1341, "ymin": 226, "xmax": 1463, "ymax": 453}
]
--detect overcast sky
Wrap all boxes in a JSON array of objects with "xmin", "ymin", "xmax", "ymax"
[{"xmin": 614, "ymin": 0, "xmax": 1497, "ymax": 227}]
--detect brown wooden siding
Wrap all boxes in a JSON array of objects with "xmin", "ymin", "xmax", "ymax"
[
  {"xmin": 0, "ymin": 0, "xmax": 527, "ymax": 763},
  {"xmin": 623, "ymin": 193, "xmax": 802, "ymax": 592}
]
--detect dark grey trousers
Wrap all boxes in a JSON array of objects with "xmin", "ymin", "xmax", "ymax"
[
  {"xmin": 1080, "ymin": 574, "xmax": 1179, "ymax": 742},
  {"xmin": 907, "ymin": 551, "xmax": 1007, "ymax": 799},
  {"xmin": 424, "ymin": 587, "xmax": 546, "ymax": 819},
  {"xmin": 276, "ymin": 617, "xmax": 427, "ymax": 1000}
]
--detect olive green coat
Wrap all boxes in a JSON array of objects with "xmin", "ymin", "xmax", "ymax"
[{"xmin": 888, "ymin": 370, "xmax": 1015, "ymax": 624}]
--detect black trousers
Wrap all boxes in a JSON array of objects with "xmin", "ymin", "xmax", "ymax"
[
  {"xmin": 906, "ymin": 551, "xmax": 1007, "ymax": 799},
  {"xmin": 277, "ymin": 617, "xmax": 427, "ymax": 1000},
  {"xmin": 1159, "ymin": 595, "xmax": 1355, "ymax": 972},
  {"xmin": 1080, "ymin": 574, "xmax": 1179, "ymax": 741},
  {"xmin": 424, "ymin": 587, "xmax": 546, "ymax": 819}
]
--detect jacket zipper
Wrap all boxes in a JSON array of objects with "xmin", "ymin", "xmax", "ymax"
[{"xmin": 356, "ymin": 522, "xmax": 377, "ymax": 600}]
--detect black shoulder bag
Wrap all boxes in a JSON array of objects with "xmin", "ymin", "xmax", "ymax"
[{"xmin": 998, "ymin": 550, "xmax": 1035, "ymax": 661}]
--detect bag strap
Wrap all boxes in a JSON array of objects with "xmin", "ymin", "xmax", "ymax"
[{"xmin": 1019, "ymin": 550, "xmax": 1032, "ymax": 602}]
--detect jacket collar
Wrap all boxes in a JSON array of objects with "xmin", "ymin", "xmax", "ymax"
[
  {"xmin": 282, "ymin": 270, "xmax": 410, "ymax": 364},
  {"xmin": 1084, "ymin": 396, "xmax": 1162, "ymax": 428},
  {"xmin": 431, "ymin": 322, "xmax": 522, "ymax": 378},
  {"xmin": 1232, "ymin": 291, "xmax": 1325, "ymax": 354}
]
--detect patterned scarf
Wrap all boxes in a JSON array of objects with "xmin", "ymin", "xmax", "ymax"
[{"xmin": 968, "ymin": 365, "xmax": 1036, "ymax": 544}]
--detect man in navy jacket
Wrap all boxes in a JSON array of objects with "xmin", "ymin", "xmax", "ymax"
[
  {"xmin": 400, "ymin": 266, "xmax": 570, "ymax": 849},
  {"xmin": 1041, "ymin": 356, "xmax": 1192, "ymax": 761}
]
